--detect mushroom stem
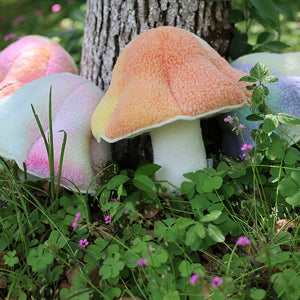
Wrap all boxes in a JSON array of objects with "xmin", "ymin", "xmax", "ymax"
[{"xmin": 150, "ymin": 119, "xmax": 207, "ymax": 191}]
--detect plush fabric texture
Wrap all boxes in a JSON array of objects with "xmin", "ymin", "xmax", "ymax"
[
  {"xmin": 222, "ymin": 60, "xmax": 300, "ymax": 157},
  {"xmin": 0, "ymin": 35, "xmax": 78, "ymax": 99},
  {"xmin": 92, "ymin": 26, "xmax": 251, "ymax": 142},
  {"xmin": 232, "ymin": 52, "xmax": 300, "ymax": 77},
  {"xmin": 0, "ymin": 73, "xmax": 111, "ymax": 193}
]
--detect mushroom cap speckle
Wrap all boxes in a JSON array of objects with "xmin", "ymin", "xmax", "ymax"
[
  {"xmin": 92, "ymin": 26, "xmax": 251, "ymax": 143},
  {"xmin": 0, "ymin": 35, "xmax": 78, "ymax": 99}
]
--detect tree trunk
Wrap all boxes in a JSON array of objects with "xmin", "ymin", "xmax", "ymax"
[{"xmin": 81, "ymin": 0, "xmax": 232, "ymax": 169}]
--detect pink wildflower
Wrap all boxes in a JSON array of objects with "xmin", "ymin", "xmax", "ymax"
[
  {"xmin": 4, "ymin": 33, "xmax": 16, "ymax": 41},
  {"xmin": 79, "ymin": 239, "xmax": 89, "ymax": 248},
  {"xmin": 104, "ymin": 215, "xmax": 112, "ymax": 224},
  {"xmin": 111, "ymin": 197, "xmax": 117, "ymax": 202},
  {"xmin": 34, "ymin": 9, "xmax": 42, "ymax": 16},
  {"xmin": 137, "ymin": 257, "xmax": 148, "ymax": 267},
  {"xmin": 241, "ymin": 144, "xmax": 253, "ymax": 151},
  {"xmin": 212, "ymin": 276, "xmax": 223, "ymax": 288},
  {"xmin": 237, "ymin": 124, "xmax": 245, "ymax": 131},
  {"xmin": 236, "ymin": 236, "xmax": 251, "ymax": 246},
  {"xmin": 72, "ymin": 220, "xmax": 78, "ymax": 230},
  {"xmin": 51, "ymin": 4, "xmax": 61, "ymax": 13},
  {"xmin": 224, "ymin": 115, "xmax": 233, "ymax": 123},
  {"xmin": 148, "ymin": 244, "xmax": 154, "ymax": 253},
  {"xmin": 189, "ymin": 273, "xmax": 200, "ymax": 285},
  {"xmin": 239, "ymin": 153, "xmax": 246, "ymax": 159},
  {"xmin": 13, "ymin": 15, "xmax": 25, "ymax": 27},
  {"xmin": 72, "ymin": 212, "xmax": 81, "ymax": 230}
]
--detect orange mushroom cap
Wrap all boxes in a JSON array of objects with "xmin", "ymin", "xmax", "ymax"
[{"xmin": 92, "ymin": 26, "xmax": 251, "ymax": 142}]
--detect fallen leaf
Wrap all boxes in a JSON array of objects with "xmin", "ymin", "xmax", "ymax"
[{"xmin": 275, "ymin": 219, "xmax": 295, "ymax": 233}]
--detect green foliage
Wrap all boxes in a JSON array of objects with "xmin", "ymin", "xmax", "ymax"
[
  {"xmin": 271, "ymin": 269, "xmax": 300, "ymax": 300},
  {"xmin": 0, "ymin": 0, "xmax": 85, "ymax": 65},
  {"xmin": 4, "ymin": 250, "xmax": 19, "ymax": 267},
  {"xmin": 240, "ymin": 62, "xmax": 278, "ymax": 107},
  {"xmin": 2, "ymin": 99, "xmax": 299, "ymax": 298},
  {"xmin": 27, "ymin": 245, "xmax": 55, "ymax": 272},
  {"xmin": 229, "ymin": 0, "xmax": 300, "ymax": 58}
]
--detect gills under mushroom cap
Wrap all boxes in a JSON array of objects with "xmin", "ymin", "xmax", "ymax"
[
  {"xmin": 0, "ymin": 35, "xmax": 78, "ymax": 99},
  {"xmin": 92, "ymin": 26, "xmax": 251, "ymax": 142},
  {"xmin": 0, "ymin": 73, "xmax": 110, "ymax": 193}
]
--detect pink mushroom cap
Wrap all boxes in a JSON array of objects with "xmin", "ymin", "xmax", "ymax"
[
  {"xmin": 0, "ymin": 35, "xmax": 78, "ymax": 99},
  {"xmin": 0, "ymin": 73, "xmax": 110, "ymax": 193}
]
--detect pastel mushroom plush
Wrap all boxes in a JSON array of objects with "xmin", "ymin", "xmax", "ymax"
[
  {"xmin": 221, "ymin": 52, "xmax": 300, "ymax": 157},
  {"xmin": 91, "ymin": 26, "xmax": 251, "ymax": 191},
  {"xmin": 0, "ymin": 73, "xmax": 111, "ymax": 193},
  {"xmin": 0, "ymin": 35, "xmax": 78, "ymax": 99},
  {"xmin": 232, "ymin": 52, "xmax": 300, "ymax": 76}
]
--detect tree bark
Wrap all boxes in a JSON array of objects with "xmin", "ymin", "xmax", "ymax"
[
  {"xmin": 81, "ymin": 0, "xmax": 232, "ymax": 91},
  {"xmin": 81, "ymin": 0, "xmax": 232, "ymax": 169}
]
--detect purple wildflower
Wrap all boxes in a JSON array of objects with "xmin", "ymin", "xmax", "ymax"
[
  {"xmin": 51, "ymin": 4, "xmax": 61, "ymax": 13},
  {"xmin": 111, "ymin": 197, "xmax": 117, "ymax": 202},
  {"xmin": 34, "ymin": 9, "xmax": 42, "ymax": 16},
  {"xmin": 189, "ymin": 273, "xmax": 200, "ymax": 285},
  {"xmin": 4, "ymin": 33, "xmax": 16, "ymax": 41},
  {"xmin": 72, "ymin": 220, "xmax": 78, "ymax": 230},
  {"xmin": 79, "ymin": 239, "xmax": 89, "ymax": 248},
  {"xmin": 241, "ymin": 144, "xmax": 253, "ymax": 151},
  {"xmin": 13, "ymin": 15, "xmax": 25, "ymax": 27},
  {"xmin": 212, "ymin": 276, "xmax": 223, "ymax": 288},
  {"xmin": 104, "ymin": 215, "xmax": 112, "ymax": 224},
  {"xmin": 239, "ymin": 153, "xmax": 246, "ymax": 159},
  {"xmin": 224, "ymin": 115, "xmax": 234, "ymax": 123},
  {"xmin": 148, "ymin": 244, "xmax": 154, "ymax": 253},
  {"xmin": 72, "ymin": 212, "xmax": 81, "ymax": 230},
  {"xmin": 237, "ymin": 124, "xmax": 245, "ymax": 131},
  {"xmin": 137, "ymin": 257, "xmax": 148, "ymax": 267},
  {"xmin": 236, "ymin": 236, "xmax": 251, "ymax": 246}
]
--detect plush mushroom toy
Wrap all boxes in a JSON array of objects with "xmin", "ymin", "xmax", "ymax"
[
  {"xmin": 91, "ymin": 26, "xmax": 251, "ymax": 191},
  {"xmin": 221, "ymin": 52, "xmax": 300, "ymax": 157},
  {"xmin": 0, "ymin": 35, "xmax": 78, "ymax": 99},
  {"xmin": 232, "ymin": 52, "xmax": 300, "ymax": 76},
  {"xmin": 0, "ymin": 73, "xmax": 111, "ymax": 193}
]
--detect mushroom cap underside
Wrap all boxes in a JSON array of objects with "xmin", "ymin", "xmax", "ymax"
[{"xmin": 91, "ymin": 26, "xmax": 251, "ymax": 143}]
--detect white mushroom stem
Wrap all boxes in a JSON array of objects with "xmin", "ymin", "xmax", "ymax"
[{"xmin": 149, "ymin": 119, "xmax": 207, "ymax": 191}]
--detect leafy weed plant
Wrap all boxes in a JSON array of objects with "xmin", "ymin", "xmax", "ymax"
[{"xmin": 0, "ymin": 63, "xmax": 299, "ymax": 299}]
